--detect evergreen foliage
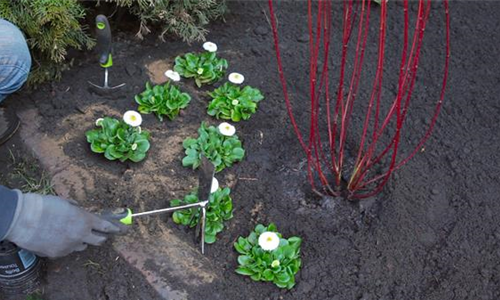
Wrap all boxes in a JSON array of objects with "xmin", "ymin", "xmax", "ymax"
[
  {"xmin": 108, "ymin": 0, "xmax": 227, "ymax": 42},
  {"xmin": 0, "ymin": 0, "xmax": 226, "ymax": 85},
  {"xmin": 0, "ymin": 0, "xmax": 94, "ymax": 84}
]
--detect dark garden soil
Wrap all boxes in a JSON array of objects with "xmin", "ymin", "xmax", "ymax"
[{"xmin": 2, "ymin": 1, "xmax": 500, "ymax": 299}]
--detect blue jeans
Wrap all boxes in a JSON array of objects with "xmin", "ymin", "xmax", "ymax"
[{"xmin": 0, "ymin": 19, "xmax": 31, "ymax": 103}]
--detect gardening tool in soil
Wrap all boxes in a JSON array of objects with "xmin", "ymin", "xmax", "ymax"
[
  {"xmin": 103, "ymin": 156, "xmax": 215, "ymax": 254},
  {"xmin": 88, "ymin": 14, "xmax": 125, "ymax": 93}
]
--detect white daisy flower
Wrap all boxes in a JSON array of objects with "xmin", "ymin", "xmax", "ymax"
[
  {"xmin": 258, "ymin": 231, "xmax": 280, "ymax": 251},
  {"xmin": 231, "ymin": 99, "xmax": 239, "ymax": 106},
  {"xmin": 271, "ymin": 260, "xmax": 280, "ymax": 268},
  {"xmin": 218, "ymin": 122, "xmax": 236, "ymax": 137},
  {"xmin": 123, "ymin": 110, "xmax": 142, "ymax": 127},
  {"xmin": 131, "ymin": 143, "xmax": 138, "ymax": 151},
  {"xmin": 95, "ymin": 118, "xmax": 104, "ymax": 127},
  {"xmin": 165, "ymin": 70, "xmax": 180, "ymax": 82},
  {"xmin": 228, "ymin": 72, "xmax": 245, "ymax": 85},
  {"xmin": 203, "ymin": 41, "xmax": 218, "ymax": 52},
  {"xmin": 211, "ymin": 177, "xmax": 219, "ymax": 193}
]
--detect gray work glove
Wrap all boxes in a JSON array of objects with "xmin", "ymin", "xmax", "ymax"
[{"xmin": 4, "ymin": 191, "xmax": 123, "ymax": 258}]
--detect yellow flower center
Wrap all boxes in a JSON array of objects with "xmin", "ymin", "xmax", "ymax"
[
  {"xmin": 130, "ymin": 116, "xmax": 137, "ymax": 121},
  {"xmin": 267, "ymin": 237, "xmax": 273, "ymax": 242}
]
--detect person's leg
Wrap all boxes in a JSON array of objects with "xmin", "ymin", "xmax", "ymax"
[
  {"xmin": 0, "ymin": 18, "xmax": 31, "ymax": 145},
  {"xmin": 0, "ymin": 19, "xmax": 31, "ymax": 101}
]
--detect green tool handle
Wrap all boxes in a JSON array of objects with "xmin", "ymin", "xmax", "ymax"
[
  {"xmin": 102, "ymin": 208, "xmax": 133, "ymax": 225},
  {"xmin": 95, "ymin": 14, "xmax": 113, "ymax": 68}
]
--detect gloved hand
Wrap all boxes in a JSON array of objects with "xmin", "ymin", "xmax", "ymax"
[{"xmin": 4, "ymin": 191, "xmax": 124, "ymax": 258}]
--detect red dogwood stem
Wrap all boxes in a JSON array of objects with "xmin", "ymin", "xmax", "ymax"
[{"xmin": 268, "ymin": 0, "xmax": 450, "ymax": 199}]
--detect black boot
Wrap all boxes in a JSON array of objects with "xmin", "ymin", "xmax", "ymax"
[{"xmin": 0, "ymin": 106, "xmax": 20, "ymax": 145}]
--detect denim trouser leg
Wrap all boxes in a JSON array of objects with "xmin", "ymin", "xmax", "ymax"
[{"xmin": 0, "ymin": 19, "xmax": 31, "ymax": 103}]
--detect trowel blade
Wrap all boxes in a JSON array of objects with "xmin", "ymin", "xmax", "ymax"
[
  {"xmin": 195, "ymin": 156, "xmax": 215, "ymax": 246},
  {"xmin": 87, "ymin": 81, "xmax": 126, "ymax": 98},
  {"xmin": 198, "ymin": 156, "xmax": 215, "ymax": 203}
]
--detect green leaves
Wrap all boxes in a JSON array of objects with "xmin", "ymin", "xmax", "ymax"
[
  {"xmin": 182, "ymin": 122, "xmax": 245, "ymax": 172},
  {"xmin": 208, "ymin": 82, "xmax": 264, "ymax": 122},
  {"xmin": 135, "ymin": 81, "xmax": 191, "ymax": 121},
  {"xmin": 234, "ymin": 223, "xmax": 302, "ymax": 289},
  {"xmin": 170, "ymin": 187, "xmax": 234, "ymax": 244},
  {"xmin": 85, "ymin": 117, "xmax": 150, "ymax": 163},
  {"xmin": 174, "ymin": 52, "xmax": 228, "ymax": 87}
]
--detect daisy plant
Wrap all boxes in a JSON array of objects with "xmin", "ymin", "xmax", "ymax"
[
  {"xmin": 234, "ymin": 223, "xmax": 302, "ymax": 289},
  {"xmin": 182, "ymin": 122, "xmax": 245, "ymax": 172},
  {"xmin": 208, "ymin": 73, "xmax": 264, "ymax": 122},
  {"xmin": 135, "ymin": 81, "xmax": 191, "ymax": 121},
  {"xmin": 174, "ymin": 42, "xmax": 228, "ymax": 87},
  {"xmin": 171, "ymin": 185, "xmax": 233, "ymax": 244},
  {"xmin": 86, "ymin": 111, "xmax": 151, "ymax": 162}
]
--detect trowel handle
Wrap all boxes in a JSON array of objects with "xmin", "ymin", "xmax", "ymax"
[
  {"xmin": 102, "ymin": 208, "xmax": 133, "ymax": 225},
  {"xmin": 95, "ymin": 14, "xmax": 113, "ymax": 68}
]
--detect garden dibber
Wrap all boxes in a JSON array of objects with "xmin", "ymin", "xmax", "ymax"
[
  {"xmin": 88, "ymin": 15, "xmax": 125, "ymax": 93},
  {"xmin": 104, "ymin": 156, "xmax": 215, "ymax": 254}
]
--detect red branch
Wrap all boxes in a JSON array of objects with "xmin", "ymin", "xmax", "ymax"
[{"xmin": 268, "ymin": 0, "xmax": 450, "ymax": 200}]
